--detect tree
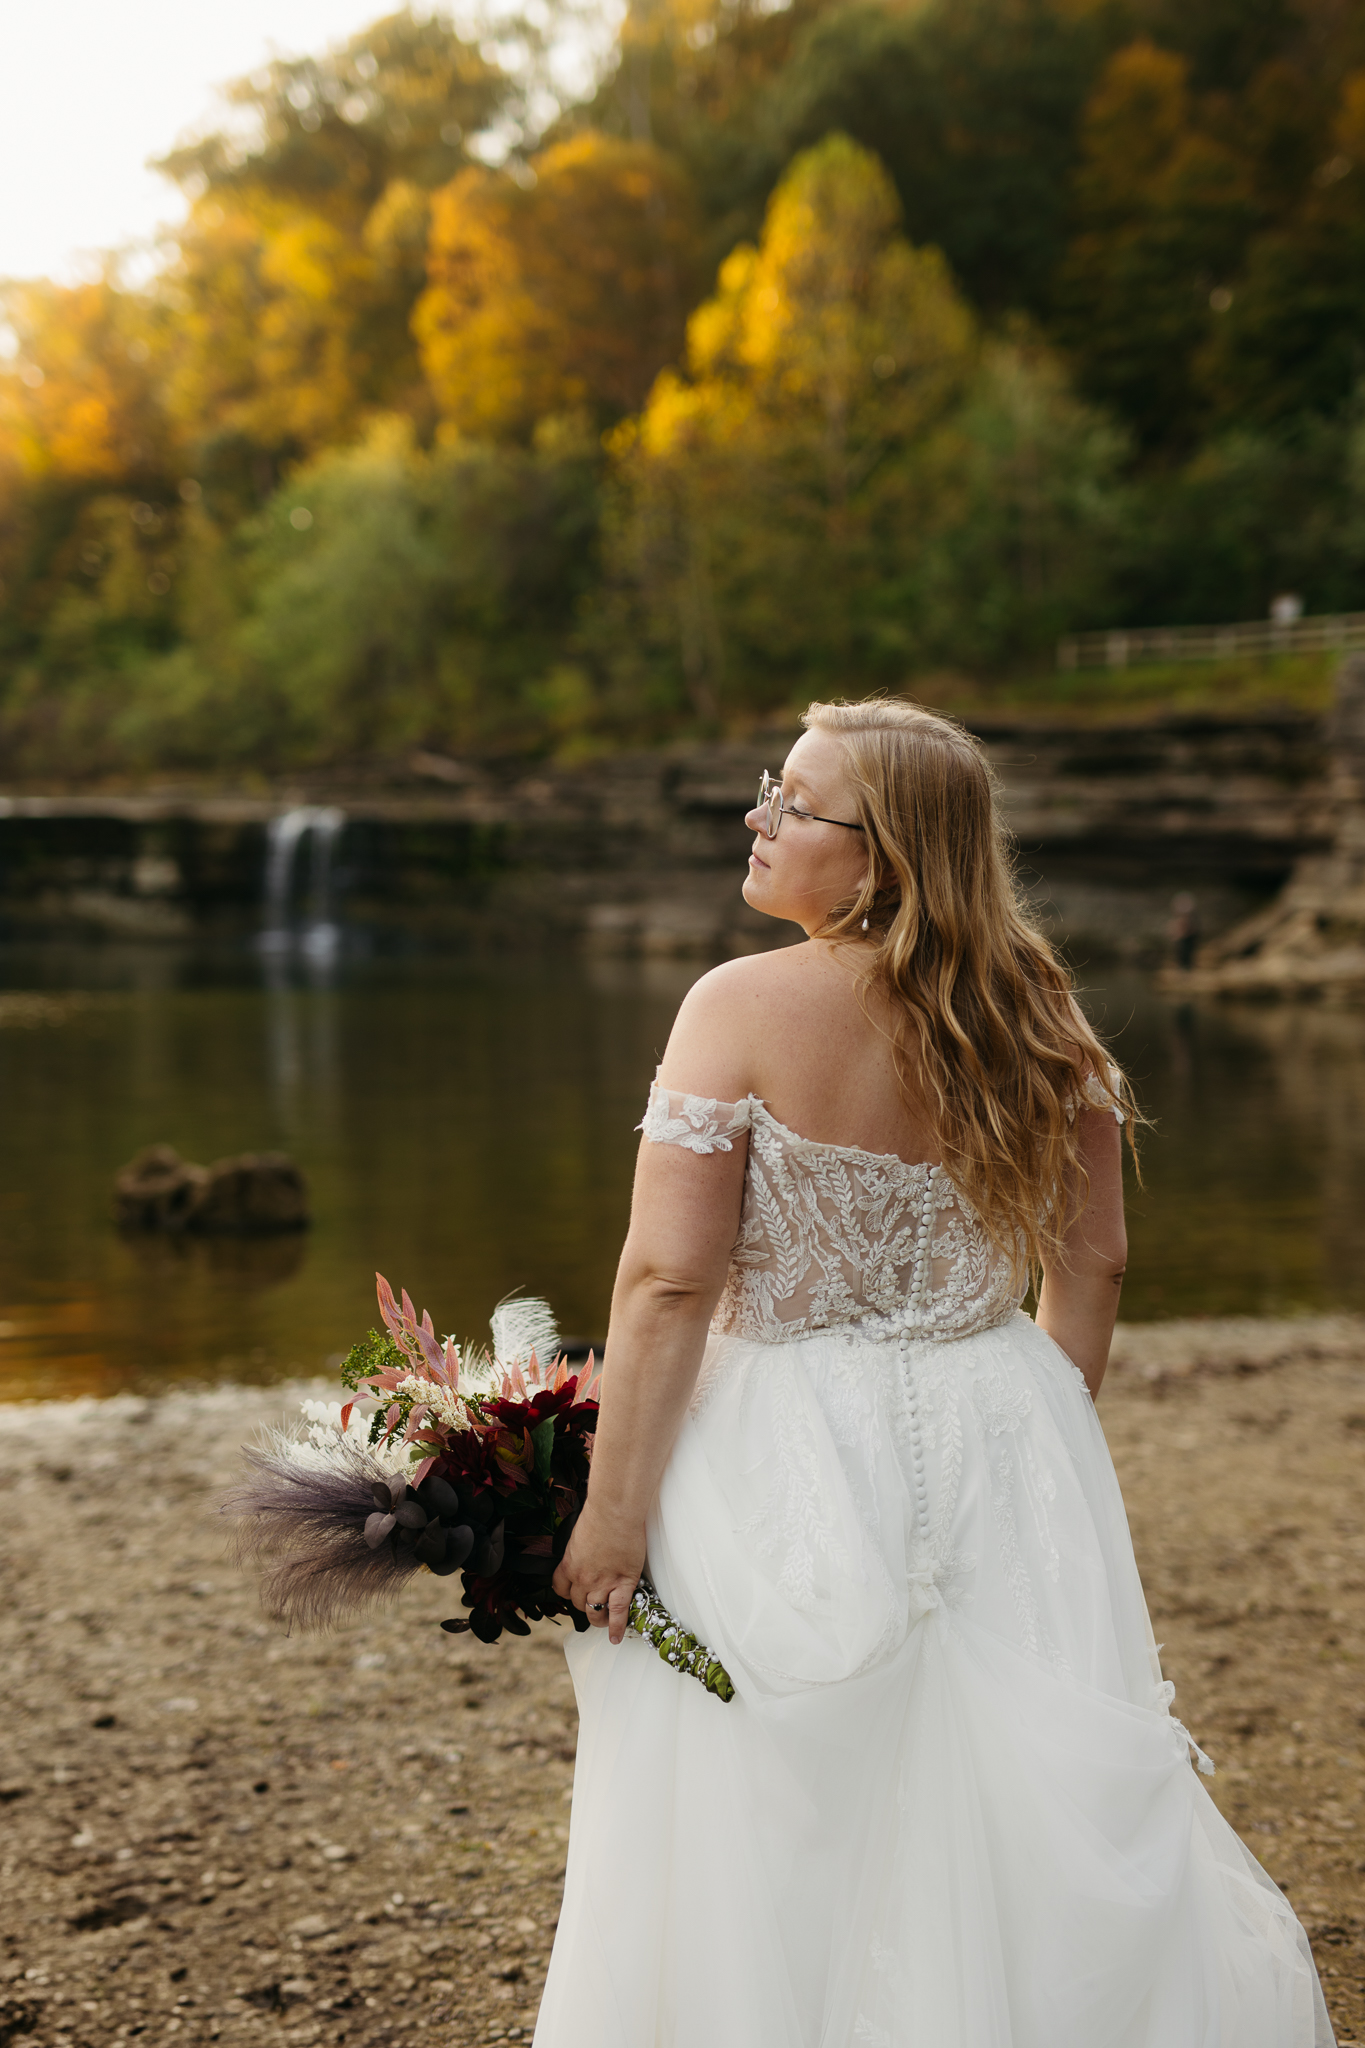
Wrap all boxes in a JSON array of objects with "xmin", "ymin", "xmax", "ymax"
[
  {"xmin": 762, "ymin": 0, "xmax": 1112, "ymax": 321},
  {"xmin": 0, "ymin": 273, "xmax": 183, "ymax": 707},
  {"xmin": 1054, "ymin": 39, "xmax": 1255, "ymax": 451},
  {"xmin": 416, "ymin": 131, "xmax": 704, "ymax": 440},
  {"xmin": 1198, "ymin": 72, "xmax": 1365, "ymax": 427},
  {"xmin": 154, "ymin": 8, "xmax": 508, "ymax": 228},
  {"xmin": 1127, "ymin": 0, "xmax": 1302, "ymax": 95},
  {"xmin": 911, "ymin": 330, "xmax": 1130, "ymax": 661},
  {"xmin": 106, "ymin": 420, "xmax": 604, "ymax": 768},
  {"xmin": 152, "ymin": 9, "xmax": 515, "ymax": 502},
  {"xmin": 554, "ymin": 0, "xmax": 833, "ymax": 257},
  {"xmin": 602, "ymin": 134, "xmax": 979, "ymax": 716},
  {"xmin": 0, "ymin": 274, "xmax": 176, "ymax": 488},
  {"xmin": 1114, "ymin": 415, "xmax": 1365, "ymax": 627}
]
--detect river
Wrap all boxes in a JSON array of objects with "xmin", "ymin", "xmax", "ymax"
[{"xmin": 2, "ymin": 936, "xmax": 1362, "ymax": 1400}]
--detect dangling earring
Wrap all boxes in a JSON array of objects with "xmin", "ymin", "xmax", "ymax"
[{"xmin": 861, "ymin": 915, "xmax": 870, "ymax": 933}]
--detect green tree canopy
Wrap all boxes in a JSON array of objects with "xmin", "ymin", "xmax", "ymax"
[{"xmin": 601, "ymin": 133, "xmax": 1122, "ymax": 717}]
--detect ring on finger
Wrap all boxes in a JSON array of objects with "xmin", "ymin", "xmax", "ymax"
[{"xmin": 589, "ymin": 1601, "xmax": 608, "ymax": 1612}]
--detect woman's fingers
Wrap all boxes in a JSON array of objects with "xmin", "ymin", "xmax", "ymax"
[
  {"xmin": 584, "ymin": 1580, "xmax": 633, "ymax": 1637},
  {"xmin": 554, "ymin": 1514, "xmax": 644, "ymax": 1639},
  {"xmin": 606, "ymin": 1580, "xmax": 633, "ymax": 1646}
]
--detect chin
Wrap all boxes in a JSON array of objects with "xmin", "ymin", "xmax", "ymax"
[{"xmin": 743, "ymin": 877, "xmax": 787, "ymax": 924}]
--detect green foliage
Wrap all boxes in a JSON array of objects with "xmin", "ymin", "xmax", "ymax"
[
  {"xmin": 946, "ymin": 651, "xmax": 1335, "ymax": 725},
  {"xmin": 1055, "ymin": 39, "xmax": 1256, "ymax": 450},
  {"xmin": 531, "ymin": 1414, "xmax": 558, "ymax": 1482},
  {"xmin": 910, "ymin": 333, "xmax": 1132, "ymax": 661},
  {"xmin": 339, "ymin": 1328, "xmax": 407, "ymax": 1396},
  {"xmin": 762, "ymin": 0, "xmax": 1112, "ymax": 320},
  {"xmin": 1117, "ymin": 411, "xmax": 1365, "ymax": 626},
  {"xmin": 599, "ymin": 140, "xmax": 1128, "ymax": 713},
  {"xmin": 117, "ymin": 421, "xmax": 600, "ymax": 768},
  {"xmin": 7, "ymin": 0, "xmax": 1365, "ymax": 777}
]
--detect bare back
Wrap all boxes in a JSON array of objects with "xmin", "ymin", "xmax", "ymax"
[{"xmin": 658, "ymin": 939, "xmax": 938, "ymax": 1166}]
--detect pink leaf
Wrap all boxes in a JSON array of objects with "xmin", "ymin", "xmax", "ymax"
[
  {"xmin": 414, "ymin": 1322, "xmax": 445, "ymax": 1374},
  {"xmin": 339, "ymin": 1401, "xmax": 354, "ymax": 1433},
  {"xmin": 574, "ymin": 1351, "xmax": 601, "ymax": 1402},
  {"xmin": 501, "ymin": 1358, "xmax": 528, "ymax": 1401},
  {"xmin": 376, "ymin": 1273, "xmax": 404, "ymax": 1340},
  {"xmin": 412, "ymin": 1454, "xmax": 437, "ymax": 1485}
]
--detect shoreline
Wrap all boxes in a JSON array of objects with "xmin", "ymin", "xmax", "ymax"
[{"xmin": 2, "ymin": 1313, "xmax": 1363, "ymax": 1416}]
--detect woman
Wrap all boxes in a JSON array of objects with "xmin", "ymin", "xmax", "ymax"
[{"xmin": 542, "ymin": 699, "xmax": 1334, "ymax": 2048}]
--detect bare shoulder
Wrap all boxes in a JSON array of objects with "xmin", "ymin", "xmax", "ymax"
[{"xmin": 657, "ymin": 946, "xmax": 810, "ymax": 1100}]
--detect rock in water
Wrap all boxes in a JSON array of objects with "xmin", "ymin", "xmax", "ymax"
[
  {"xmin": 114, "ymin": 1147, "xmax": 309, "ymax": 1234},
  {"xmin": 192, "ymin": 1153, "xmax": 309, "ymax": 1234},
  {"xmin": 114, "ymin": 1145, "xmax": 207, "ymax": 1230}
]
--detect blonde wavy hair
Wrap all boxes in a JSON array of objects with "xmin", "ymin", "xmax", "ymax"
[{"xmin": 803, "ymin": 696, "xmax": 1138, "ymax": 1270}]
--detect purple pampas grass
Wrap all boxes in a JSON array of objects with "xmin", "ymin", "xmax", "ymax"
[{"xmin": 225, "ymin": 1434, "xmax": 424, "ymax": 1633}]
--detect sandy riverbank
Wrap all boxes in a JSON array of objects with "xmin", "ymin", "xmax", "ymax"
[{"xmin": 1, "ymin": 1317, "xmax": 1363, "ymax": 2047}]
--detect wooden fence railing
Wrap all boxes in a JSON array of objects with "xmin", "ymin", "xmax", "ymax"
[{"xmin": 1057, "ymin": 612, "xmax": 1365, "ymax": 671}]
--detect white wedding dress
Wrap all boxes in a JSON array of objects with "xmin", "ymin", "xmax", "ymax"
[{"xmin": 533, "ymin": 1082, "xmax": 1335, "ymax": 2048}]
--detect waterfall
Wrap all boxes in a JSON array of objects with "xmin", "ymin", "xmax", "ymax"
[{"xmin": 261, "ymin": 807, "xmax": 346, "ymax": 962}]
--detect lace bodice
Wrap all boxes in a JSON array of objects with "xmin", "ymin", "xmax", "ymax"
[{"xmin": 640, "ymin": 1079, "xmax": 1030, "ymax": 1345}]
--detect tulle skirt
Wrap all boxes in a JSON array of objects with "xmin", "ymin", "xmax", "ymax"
[{"xmin": 533, "ymin": 1312, "xmax": 1335, "ymax": 2048}]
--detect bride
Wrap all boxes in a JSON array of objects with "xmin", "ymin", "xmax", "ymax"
[{"xmin": 541, "ymin": 697, "xmax": 1334, "ymax": 2047}]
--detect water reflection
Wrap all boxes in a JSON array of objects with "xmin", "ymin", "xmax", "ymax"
[
  {"xmin": 118, "ymin": 1229, "xmax": 309, "ymax": 1293},
  {"xmin": 0, "ymin": 939, "xmax": 1361, "ymax": 1399},
  {"xmin": 1092, "ymin": 979, "xmax": 1365, "ymax": 1320}
]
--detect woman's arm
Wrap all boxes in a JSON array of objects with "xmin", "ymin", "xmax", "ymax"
[
  {"xmin": 551, "ymin": 1133, "xmax": 747, "ymax": 1643},
  {"xmin": 1035, "ymin": 1105, "xmax": 1127, "ymax": 1398},
  {"xmin": 552, "ymin": 965, "xmax": 758, "ymax": 1643}
]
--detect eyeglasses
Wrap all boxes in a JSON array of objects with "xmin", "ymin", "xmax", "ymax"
[{"xmin": 753, "ymin": 770, "xmax": 865, "ymax": 841}]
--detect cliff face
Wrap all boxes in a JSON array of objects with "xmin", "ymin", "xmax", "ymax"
[
  {"xmin": 0, "ymin": 705, "xmax": 1329, "ymax": 963},
  {"xmin": 1164, "ymin": 659, "xmax": 1365, "ymax": 999}
]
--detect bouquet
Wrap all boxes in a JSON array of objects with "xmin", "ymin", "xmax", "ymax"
[{"xmin": 227, "ymin": 1276, "xmax": 735, "ymax": 1702}]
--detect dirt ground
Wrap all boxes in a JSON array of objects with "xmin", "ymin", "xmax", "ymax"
[{"xmin": 1, "ymin": 1318, "xmax": 1362, "ymax": 2048}]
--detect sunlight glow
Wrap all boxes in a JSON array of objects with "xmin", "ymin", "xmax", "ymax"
[{"xmin": 0, "ymin": 0, "xmax": 618, "ymax": 284}]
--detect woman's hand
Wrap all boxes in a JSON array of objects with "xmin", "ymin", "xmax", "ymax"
[{"xmin": 553, "ymin": 1505, "xmax": 647, "ymax": 1645}]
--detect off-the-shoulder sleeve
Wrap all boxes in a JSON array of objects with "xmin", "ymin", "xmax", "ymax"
[
  {"xmin": 1066, "ymin": 1062, "xmax": 1126, "ymax": 1124},
  {"xmin": 637, "ymin": 1076, "xmax": 754, "ymax": 1155}
]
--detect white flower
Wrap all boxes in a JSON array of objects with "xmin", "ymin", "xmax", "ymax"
[{"xmin": 294, "ymin": 1398, "xmax": 408, "ymax": 1474}]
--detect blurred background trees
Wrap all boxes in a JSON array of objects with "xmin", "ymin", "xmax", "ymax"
[{"xmin": 5, "ymin": 0, "xmax": 1365, "ymax": 773}]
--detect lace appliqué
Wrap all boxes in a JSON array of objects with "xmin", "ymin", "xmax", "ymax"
[
  {"xmin": 637, "ymin": 1079, "xmax": 754, "ymax": 1155},
  {"xmin": 711, "ymin": 1106, "xmax": 1025, "ymax": 1347},
  {"xmin": 1066, "ymin": 1062, "xmax": 1126, "ymax": 1124},
  {"xmin": 637, "ymin": 1081, "xmax": 1029, "ymax": 1347}
]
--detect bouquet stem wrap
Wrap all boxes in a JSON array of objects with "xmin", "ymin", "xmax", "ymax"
[{"xmin": 628, "ymin": 1576, "xmax": 735, "ymax": 1702}]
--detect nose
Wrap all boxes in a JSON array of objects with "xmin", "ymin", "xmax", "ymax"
[{"xmin": 744, "ymin": 804, "xmax": 768, "ymax": 837}]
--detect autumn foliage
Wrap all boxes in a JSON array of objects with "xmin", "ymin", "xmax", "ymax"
[
  {"xmin": 5, "ymin": 0, "xmax": 1365, "ymax": 773},
  {"xmin": 418, "ymin": 133, "xmax": 705, "ymax": 439}
]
